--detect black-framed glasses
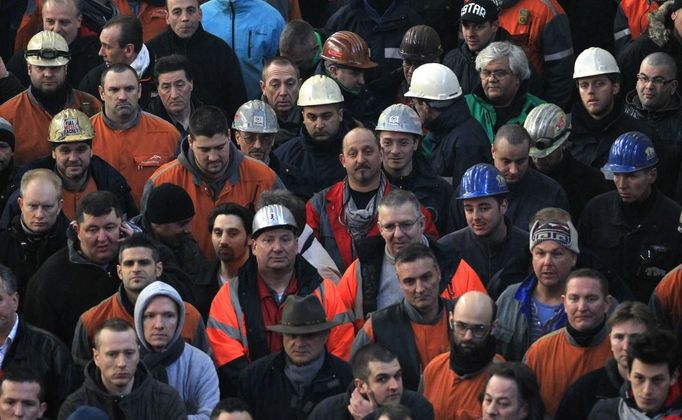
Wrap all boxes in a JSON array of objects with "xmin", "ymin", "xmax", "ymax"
[
  {"xmin": 636, "ymin": 73, "xmax": 675, "ymax": 86},
  {"xmin": 453, "ymin": 321, "xmax": 490, "ymax": 338},
  {"xmin": 378, "ymin": 217, "xmax": 421, "ymax": 233}
]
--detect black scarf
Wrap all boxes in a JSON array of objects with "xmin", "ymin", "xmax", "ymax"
[
  {"xmin": 31, "ymin": 83, "xmax": 69, "ymax": 116},
  {"xmin": 621, "ymin": 189, "xmax": 657, "ymax": 226},
  {"xmin": 566, "ymin": 317, "xmax": 606, "ymax": 347},
  {"xmin": 449, "ymin": 335, "xmax": 497, "ymax": 377},
  {"xmin": 140, "ymin": 338, "xmax": 185, "ymax": 384}
]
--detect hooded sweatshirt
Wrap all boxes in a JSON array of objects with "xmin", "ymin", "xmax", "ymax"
[{"xmin": 134, "ymin": 281, "xmax": 219, "ymax": 420}]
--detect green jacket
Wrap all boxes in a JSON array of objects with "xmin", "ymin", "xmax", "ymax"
[{"xmin": 465, "ymin": 91, "xmax": 545, "ymax": 142}]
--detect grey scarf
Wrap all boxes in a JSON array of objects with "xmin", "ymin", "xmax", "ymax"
[{"xmin": 342, "ymin": 174, "xmax": 387, "ymax": 243}]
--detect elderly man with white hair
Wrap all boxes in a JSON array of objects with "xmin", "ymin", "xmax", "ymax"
[{"xmin": 465, "ymin": 41, "xmax": 545, "ymax": 142}]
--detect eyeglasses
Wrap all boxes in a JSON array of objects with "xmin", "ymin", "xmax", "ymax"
[
  {"xmin": 636, "ymin": 74, "xmax": 675, "ymax": 86},
  {"xmin": 239, "ymin": 134, "xmax": 275, "ymax": 145},
  {"xmin": 453, "ymin": 321, "xmax": 490, "ymax": 338},
  {"xmin": 480, "ymin": 69, "xmax": 513, "ymax": 79},
  {"xmin": 25, "ymin": 49, "xmax": 70, "ymax": 61},
  {"xmin": 378, "ymin": 217, "xmax": 421, "ymax": 233}
]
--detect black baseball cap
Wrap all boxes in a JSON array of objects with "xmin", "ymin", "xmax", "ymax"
[{"xmin": 460, "ymin": 0, "xmax": 499, "ymax": 23}]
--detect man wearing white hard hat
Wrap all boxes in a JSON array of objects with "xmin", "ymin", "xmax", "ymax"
[
  {"xmin": 404, "ymin": 62, "xmax": 490, "ymax": 187},
  {"xmin": 0, "ymin": 31, "xmax": 101, "ymax": 165},
  {"xmin": 207, "ymin": 204, "xmax": 354, "ymax": 396},
  {"xmin": 233, "ymin": 99, "xmax": 279, "ymax": 168},
  {"xmin": 274, "ymin": 74, "xmax": 359, "ymax": 201},
  {"xmin": 568, "ymin": 47, "xmax": 658, "ymax": 169}
]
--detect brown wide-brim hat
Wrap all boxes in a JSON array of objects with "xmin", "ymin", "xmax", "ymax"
[{"xmin": 266, "ymin": 294, "xmax": 340, "ymax": 334}]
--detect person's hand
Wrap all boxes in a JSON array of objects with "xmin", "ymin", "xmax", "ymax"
[
  {"xmin": 348, "ymin": 387, "xmax": 377, "ymax": 420},
  {"xmin": 118, "ymin": 221, "xmax": 134, "ymax": 241}
]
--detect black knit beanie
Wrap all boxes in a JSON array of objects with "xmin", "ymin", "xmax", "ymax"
[{"xmin": 146, "ymin": 183, "xmax": 195, "ymax": 224}]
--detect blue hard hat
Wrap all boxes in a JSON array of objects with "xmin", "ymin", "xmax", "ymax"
[
  {"xmin": 457, "ymin": 163, "xmax": 509, "ymax": 199},
  {"xmin": 602, "ymin": 131, "xmax": 658, "ymax": 175}
]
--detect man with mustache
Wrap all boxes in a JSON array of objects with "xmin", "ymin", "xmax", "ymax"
[
  {"xmin": 421, "ymin": 290, "xmax": 502, "ymax": 420},
  {"xmin": 59, "ymin": 318, "xmax": 186, "ymax": 419},
  {"xmin": 91, "ymin": 63, "xmax": 180, "ymax": 206},
  {"xmin": 274, "ymin": 75, "xmax": 357, "ymax": 201},
  {"xmin": 233, "ymin": 100, "xmax": 280, "ymax": 170},
  {"xmin": 194, "ymin": 202, "xmax": 253, "ymax": 318},
  {"xmin": 307, "ymin": 127, "xmax": 438, "ymax": 272}
]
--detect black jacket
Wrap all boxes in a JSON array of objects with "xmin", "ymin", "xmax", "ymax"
[
  {"xmin": 147, "ymin": 25, "xmax": 246, "ymax": 120},
  {"xmin": 239, "ymin": 351, "xmax": 352, "ymax": 420},
  {"xmin": 273, "ymin": 118, "xmax": 355, "ymax": 201},
  {"xmin": 308, "ymin": 387, "xmax": 434, "ymax": 420},
  {"xmin": 423, "ymin": 97, "xmax": 492, "ymax": 187},
  {"xmin": 569, "ymin": 100, "xmax": 661, "ymax": 170},
  {"xmin": 438, "ymin": 218, "xmax": 530, "ymax": 299},
  {"xmin": 535, "ymin": 150, "xmax": 610, "ymax": 222},
  {"xmin": 79, "ymin": 59, "xmax": 156, "ymax": 109},
  {"xmin": 442, "ymin": 28, "xmax": 512, "ymax": 95},
  {"xmin": 0, "ymin": 72, "xmax": 24, "ymax": 104},
  {"xmin": 1, "ymin": 155, "xmax": 138, "ymax": 227},
  {"xmin": 194, "ymin": 259, "xmax": 222, "ymax": 320},
  {"xmin": 385, "ymin": 155, "xmax": 453, "ymax": 235},
  {"xmin": 7, "ymin": 35, "xmax": 102, "ymax": 89},
  {"xmin": 3, "ymin": 318, "xmax": 79, "ymax": 419},
  {"xmin": 24, "ymin": 232, "xmax": 121, "ymax": 347},
  {"xmin": 579, "ymin": 190, "xmax": 682, "ymax": 302},
  {"xmin": 58, "ymin": 361, "xmax": 186, "ymax": 420},
  {"xmin": 556, "ymin": 358, "xmax": 623, "ymax": 420},
  {"xmin": 0, "ymin": 160, "xmax": 16, "ymax": 212},
  {"xmin": 0, "ymin": 213, "xmax": 69, "ymax": 307}
]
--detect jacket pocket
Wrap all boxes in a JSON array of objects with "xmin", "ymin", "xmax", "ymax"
[{"xmin": 133, "ymin": 153, "xmax": 172, "ymax": 170}]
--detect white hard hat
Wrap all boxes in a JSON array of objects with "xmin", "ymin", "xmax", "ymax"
[
  {"xmin": 376, "ymin": 104, "xmax": 422, "ymax": 136},
  {"xmin": 404, "ymin": 63, "xmax": 462, "ymax": 101},
  {"xmin": 297, "ymin": 75, "xmax": 344, "ymax": 107},
  {"xmin": 232, "ymin": 100, "xmax": 279, "ymax": 133},
  {"xmin": 573, "ymin": 47, "xmax": 619, "ymax": 79},
  {"xmin": 25, "ymin": 31, "xmax": 70, "ymax": 66}
]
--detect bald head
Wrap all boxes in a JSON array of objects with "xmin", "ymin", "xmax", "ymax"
[
  {"xmin": 342, "ymin": 127, "xmax": 378, "ymax": 152},
  {"xmin": 340, "ymin": 127, "xmax": 383, "ymax": 190},
  {"xmin": 641, "ymin": 52, "xmax": 677, "ymax": 74},
  {"xmin": 453, "ymin": 291, "xmax": 495, "ymax": 325}
]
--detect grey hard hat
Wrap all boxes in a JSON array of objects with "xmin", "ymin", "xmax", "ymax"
[
  {"xmin": 252, "ymin": 204, "xmax": 299, "ymax": 237},
  {"xmin": 376, "ymin": 104, "xmax": 422, "ymax": 135},
  {"xmin": 232, "ymin": 100, "xmax": 279, "ymax": 133}
]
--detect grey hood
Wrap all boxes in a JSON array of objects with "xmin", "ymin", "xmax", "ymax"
[{"xmin": 134, "ymin": 281, "xmax": 186, "ymax": 352}]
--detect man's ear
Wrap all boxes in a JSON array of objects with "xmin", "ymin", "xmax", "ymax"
[
  {"xmin": 98, "ymin": 85, "xmax": 105, "ymax": 102},
  {"xmin": 155, "ymin": 261, "xmax": 163, "ymax": 278}
]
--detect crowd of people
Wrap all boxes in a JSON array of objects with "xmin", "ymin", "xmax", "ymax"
[{"xmin": 0, "ymin": 0, "xmax": 681, "ymax": 418}]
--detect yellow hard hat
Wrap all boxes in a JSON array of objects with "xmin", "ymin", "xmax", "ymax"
[
  {"xmin": 48, "ymin": 109, "xmax": 95, "ymax": 143},
  {"xmin": 25, "ymin": 31, "xmax": 70, "ymax": 66}
]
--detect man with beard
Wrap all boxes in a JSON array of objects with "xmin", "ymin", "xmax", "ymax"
[
  {"xmin": 307, "ymin": 127, "xmax": 438, "ymax": 272},
  {"xmin": 194, "ymin": 203, "xmax": 253, "ymax": 318},
  {"xmin": 421, "ymin": 291, "xmax": 502, "ymax": 420},
  {"xmin": 2, "ymin": 109, "xmax": 137, "ymax": 225},
  {"xmin": 524, "ymin": 269, "xmax": 613, "ymax": 417},
  {"xmin": 0, "ymin": 31, "xmax": 100, "ymax": 166},
  {"xmin": 439, "ymin": 164, "xmax": 530, "ymax": 299},
  {"xmin": 91, "ymin": 63, "xmax": 180, "ymax": 206},
  {"xmin": 260, "ymin": 56, "xmax": 303, "ymax": 145},
  {"xmin": 274, "ymin": 75, "xmax": 356, "ymax": 201}
]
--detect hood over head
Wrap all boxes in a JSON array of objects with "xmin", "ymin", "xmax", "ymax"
[{"xmin": 134, "ymin": 281, "xmax": 185, "ymax": 352}]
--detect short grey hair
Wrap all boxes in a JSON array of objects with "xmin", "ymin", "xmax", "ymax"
[
  {"xmin": 476, "ymin": 41, "xmax": 531, "ymax": 81},
  {"xmin": 0, "ymin": 265, "xmax": 17, "ymax": 295}
]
